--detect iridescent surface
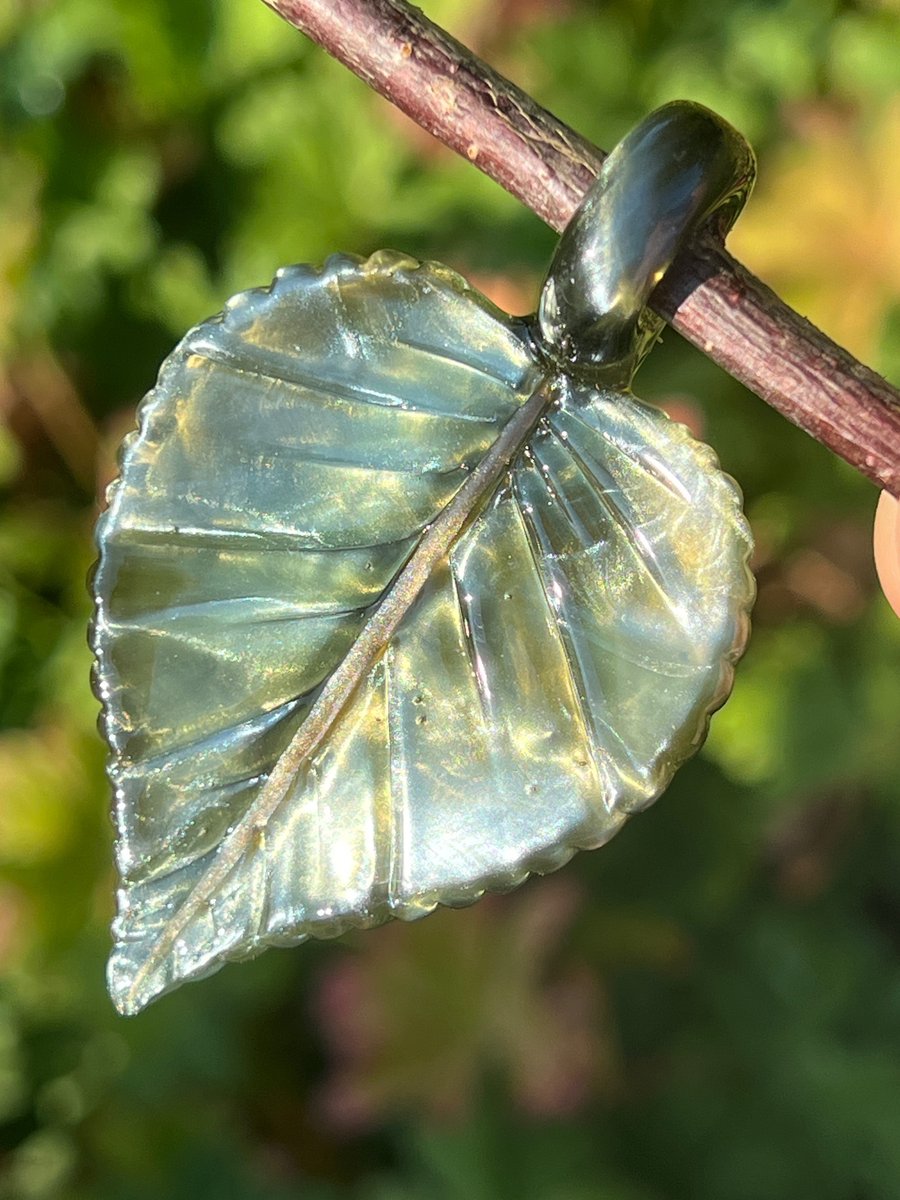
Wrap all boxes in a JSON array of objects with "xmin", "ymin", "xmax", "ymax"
[
  {"xmin": 539, "ymin": 101, "xmax": 755, "ymax": 379},
  {"xmin": 93, "ymin": 250, "xmax": 752, "ymax": 1014}
]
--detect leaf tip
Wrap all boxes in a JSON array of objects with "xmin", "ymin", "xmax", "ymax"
[{"xmin": 107, "ymin": 944, "xmax": 166, "ymax": 1017}]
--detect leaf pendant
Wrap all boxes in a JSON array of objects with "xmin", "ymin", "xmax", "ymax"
[{"xmin": 92, "ymin": 102, "xmax": 757, "ymax": 1014}]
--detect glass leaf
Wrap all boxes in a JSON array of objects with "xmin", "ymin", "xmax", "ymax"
[{"xmin": 92, "ymin": 252, "xmax": 752, "ymax": 1014}]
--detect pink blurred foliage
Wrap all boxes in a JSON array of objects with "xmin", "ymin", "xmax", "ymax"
[
  {"xmin": 0, "ymin": 883, "xmax": 27, "ymax": 968},
  {"xmin": 311, "ymin": 876, "xmax": 613, "ymax": 1131},
  {"xmin": 657, "ymin": 394, "xmax": 705, "ymax": 440},
  {"xmin": 465, "ymin": 271, "xmax": 538, "ymax": 317}
]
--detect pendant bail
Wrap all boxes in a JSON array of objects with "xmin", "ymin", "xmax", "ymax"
[{"xmin": 537, "ymin": 100, "xmax": 756, "ymax": 385}]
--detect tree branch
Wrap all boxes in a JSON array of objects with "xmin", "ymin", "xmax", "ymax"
[{"xmin": 262, "ymin": 0, "xmax": 900, "ymax": 497}]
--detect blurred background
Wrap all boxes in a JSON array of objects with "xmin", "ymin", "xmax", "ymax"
[{"xmin": 2, "ymin": 0, "xmax": 900, "ymax": 1196}]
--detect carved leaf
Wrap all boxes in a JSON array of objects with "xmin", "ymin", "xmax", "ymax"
[{"xmin": 92, "ymin": 251, "xmax": 753, "ymax": 1014}]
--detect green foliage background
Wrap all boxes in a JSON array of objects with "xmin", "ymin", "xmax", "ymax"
[{"xmin": 2, "ymin": 0, "xmax": 900, "ymax": 1196}]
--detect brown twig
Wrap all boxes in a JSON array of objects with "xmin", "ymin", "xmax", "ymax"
[{"xmin": 262, "ymin": 0, "xmax": 900, "ymax": 497}]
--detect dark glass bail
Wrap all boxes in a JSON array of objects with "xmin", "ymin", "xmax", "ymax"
[{"xmin": 538, "ymin": 100, "xmax": 756, "ymax": 385}]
